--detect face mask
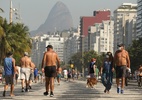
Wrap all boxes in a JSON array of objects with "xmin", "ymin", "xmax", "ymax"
[
  {"xmin": 118, "ymin": 47, "xmax": 122, "ymax": 50},
  {"xmin": 106, "ymin": 55, "xmax": 109, "ymax": 58}
]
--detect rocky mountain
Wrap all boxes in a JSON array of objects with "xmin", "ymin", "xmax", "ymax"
[{"xmin": 30, "ymin": 1, "xmax": 73, "ymax": 36}]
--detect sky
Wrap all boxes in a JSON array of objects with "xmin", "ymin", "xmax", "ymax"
[{"xmin": 0, "ymin": 0, "xmax": 137, "ymax": 31}]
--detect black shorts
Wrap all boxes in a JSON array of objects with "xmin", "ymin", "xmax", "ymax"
[
  {"xmin": 44, "ymin": 66, "xmax": 56, "ymax": 77},
  {"xmin": 116, "ymin": 66, "xmax": 127, "ymax": 78},
  {"xmin": 5, "ymin": 75, "xmax": 14, "ymax": 85}
]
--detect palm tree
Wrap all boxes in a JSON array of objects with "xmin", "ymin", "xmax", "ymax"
[
  {"xmin": 10, "ymin": 23, "xmax": 32, "ymax": 65},
  {"xmin": 0, "ymin": 8, "xmax": 4, "ymax": 13},
  {"xmin": 0, "ymin": 18, "xmax": 32, "ymax": 65}
]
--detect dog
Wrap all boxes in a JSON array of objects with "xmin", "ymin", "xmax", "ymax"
[{"xmin": 86, "ymin": 77, "xmax": 97, "ymax": 88}]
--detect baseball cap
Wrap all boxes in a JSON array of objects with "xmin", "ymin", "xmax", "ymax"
[
  {"xmin": 117, "ymin": 43, "xmax": 124, "ymax": 47},
  {"xmin": 24, "ymin": 52, "xmax": 29, "ymax": 56}
]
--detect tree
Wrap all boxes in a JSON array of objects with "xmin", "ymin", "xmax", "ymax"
[
  {"xmin": 71, "ymin": 52, "xmax": 82, "ymax": 71},
  {"xmin": 0, "ymin": 18, "xmax": 31, "ymax": 65},
  {"xmin": 83, "ymin": 50, "xmax": 98, "ymax": 67},
  {"xmin": 70, "ymin": 50, "xmax": 105, "ymax": 72},
  {"xmin": 127, "ymin": 38, "xmax": 142, "ymax": 72},
  {"xmin": 83, "ymin": 50, "xmax": 105, "ymax": 70}
]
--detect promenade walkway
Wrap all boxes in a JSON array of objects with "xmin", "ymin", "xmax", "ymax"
[{"xmin": 0, "ymin": 79, "xmax": 141, "ymax": 100}]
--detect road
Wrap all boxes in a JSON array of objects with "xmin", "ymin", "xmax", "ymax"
[{"xmin": 0, "ymin": 79, "xmax": 142, "ymax": 100}]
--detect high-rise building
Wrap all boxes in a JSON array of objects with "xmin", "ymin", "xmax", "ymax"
[
  {"xmin": 31, "ymin": 34, "xmax": 64, "ymax": 67},
  {"xmin": 88, "ymin": 20, "xmax": 114, "ymax": 54},
  {"xmin": 136, "ymin": 0, "xmax": 142, "ymax": 39},
  {"xmin": 63, "ymin": 27, "xmax": 80, "ymax": 64},
  {"xmin": 113, "ymin": 3, "xmax": 137, "ymax": 51},
  {"xmin": 80, "ymin": 10, "xmax": 111, "ymax": 53},
  {"xmin": 80, "ymin": 10, "xmax": 111, "ymax": 37}
]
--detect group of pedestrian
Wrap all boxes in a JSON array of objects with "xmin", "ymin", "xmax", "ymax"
[
  {"xmin": 88, "ymin": 43, "xmax": 130, "ymax": 94},
  {"xmin": 2, "ymin": 44, "xmax": 62, "ymax": 97},
  {"xmin": 2, "ymin": 51, "xmax": 37, "ymax": 96},
  {"xmin": 2, "ymin": 43, "xmax": 131, "ymax": 97}
]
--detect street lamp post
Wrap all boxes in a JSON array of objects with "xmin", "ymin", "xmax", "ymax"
[
  {"xmin": 80, "ymin": 34, "xmax": 85, "ymax": 77},
  {"xmin": 123, "ymin": 13, "xmax": 126, "ymax": 45},
  {"xmin": 10, "ymin": 0, "xmax": 13, "ymax": 23},
  {"xmin": 9, "ymin": 0, "xmax": 21, "ymax": 23}
]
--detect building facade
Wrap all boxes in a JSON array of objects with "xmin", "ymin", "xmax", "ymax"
[
  {"xmin": 80, "ymin": 10, "xmax": 111, "ymax": 54},
  {"xmin": 63, "ymin": 27, "xmax": 80, "ymax": 64},
  {"xmin": 113, "ymin": 3, "xmax": 137, "ymax": 51},
  {"xmin": 31, "ymin": 34, "xmax": 64, "ymax": 67},
  {"xmin": 88, "ymin": 20, "xmax": 114, "ymax": 54},
  {"xmin": 136, "ymin": 0, "xmax": 142, "ymax": 39}
]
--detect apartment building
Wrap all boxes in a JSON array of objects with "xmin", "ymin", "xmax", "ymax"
[
  {"xmin": 31, "ymin": 34, "xmax": 64, "ymax": 67},
  {"xmin": 88, "ymin": 20, "xmax": 114, "ymax": 54},
  {"xmin": 113, "ymin": 3, "xmax": 137, "ymax": 51},
  {"xmin": 136, "ymin": 0, "xmax": 142, "ymax": 39}
]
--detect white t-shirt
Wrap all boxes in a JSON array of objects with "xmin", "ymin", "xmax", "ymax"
[{"xmin": 63, "ymin": 70, "xmax": 67, "ymax": 75}]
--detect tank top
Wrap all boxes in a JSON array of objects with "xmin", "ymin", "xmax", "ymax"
[
  {"xmin": 89, "ymin": 62, "xmax": 95, "ymax": 74},
  {"xmin": 4, "ymin": 57, "xmax": 14, "ymax": 75}
]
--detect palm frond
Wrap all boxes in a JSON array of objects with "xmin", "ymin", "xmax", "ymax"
[{"xmin": 0, "ymin": 8, "xmax": 4, "ymax": 13}]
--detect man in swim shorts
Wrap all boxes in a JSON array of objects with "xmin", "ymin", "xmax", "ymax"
[
  {"xmin": 20, "ymin": 52, "xmax": 33, "ymax": 92},
  {"xmin": 41, "ymin": 45, "xmax": 60, "ymax": 97}
]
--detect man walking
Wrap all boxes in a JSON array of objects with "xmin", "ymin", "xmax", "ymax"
[
  {"xmin": 41, "ymin": 45, "xmax": 60, "ymax": 97},
  {"xmin": 20, "ymin": 52, "xmax": 33, "ymax": 92},
  {"xmin": 3, "ymin": 52, "xmax": 16, "ymax": 97},
  {"xmin": 113, "ymin": 43, "xmax": 130, "ymax": 94}
]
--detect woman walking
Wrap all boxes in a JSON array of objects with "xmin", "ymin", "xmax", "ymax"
[{"xmin": 101, "ymin": 52, "xmax": 113, "ymax": 93}]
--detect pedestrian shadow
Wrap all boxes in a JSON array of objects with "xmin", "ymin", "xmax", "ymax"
[
  {"xmin": 56, "ymin": 81, "xmax": 102, "ymax": 99},
  {"xmin": 0, "ymin": 82, "xmax": 45, "ymax": 99}
]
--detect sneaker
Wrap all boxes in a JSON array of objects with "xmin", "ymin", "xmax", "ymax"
[
  {"xmin": 117, "ymin": 87, "xmax": 120, "ymax": 94},
  {"xmin": 22, "ymin": 88, "xmax": 25, "ymax": 92},
  {"xmin": 50, "ymin": 91, "xmax": 54, "ymax": 97},
  {"xmin": 3, "ymin": 91, "xmax": 6, "ymax": 97},
  {"xmin": 104, "ymin": 89, "xmax": 106, "ymax": 93},
  {"xmin": 29, "ymin": 85, "xmax": 32, "ymax": 89},
  {"xmin": 25, "ymin": 88, "xmax": 29, "ymax": 92},
  {"xmin": 43, "ymin": 92, "xmax": 48, "ymax": 96},
  {"xmin": 121, "ymin": 90, "xmax": 124, "ymax": 94}
]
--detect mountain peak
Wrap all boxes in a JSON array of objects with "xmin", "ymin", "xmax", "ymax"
[{"xmin": 30, "ymin": 1, "xmax": 73, "ymax": 36}]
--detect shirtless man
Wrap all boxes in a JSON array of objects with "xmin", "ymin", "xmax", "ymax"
[
  {"xmin": 57, "ymin": 67, "xmax": 62, "ymax": 85},
  {"xmin": 41, "ymin": 45, "xmax": 60, "ymax": 97},
  {"xmin": 20, "ymin": 52, "xmax": 33, "ymax": 92},
  {"xmin": 113, "ymin": 43, "xmax": 130, "ymax": 94}
]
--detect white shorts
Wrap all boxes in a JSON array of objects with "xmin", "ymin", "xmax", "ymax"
[
  {"xmin": 64, "ymin": 74, "xmax": 67, "ymax": 78},
  {"xmin": 20, "ymin": 67, "xmax": 31, "ymax": 81}
]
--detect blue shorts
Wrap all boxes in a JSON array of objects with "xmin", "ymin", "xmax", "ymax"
[{"xmin": 57, "ymin": 73, "xmax": 62, "ymax": 79}]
